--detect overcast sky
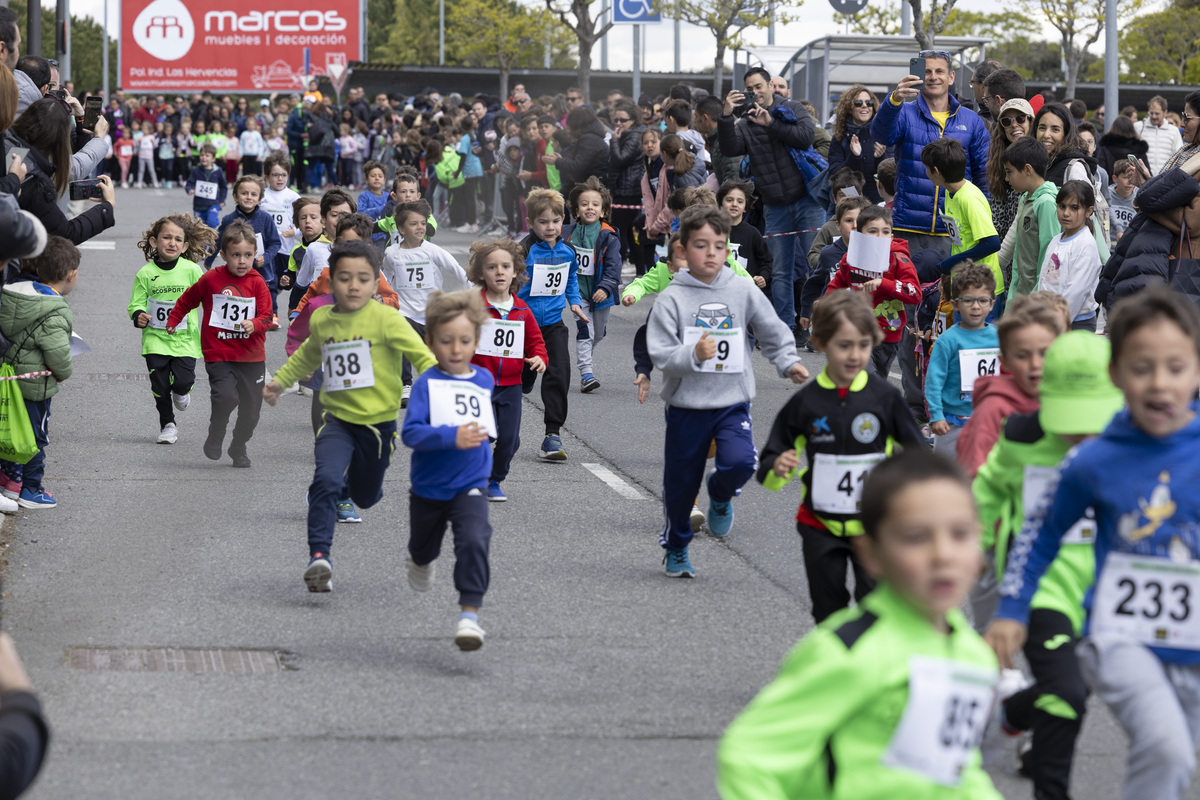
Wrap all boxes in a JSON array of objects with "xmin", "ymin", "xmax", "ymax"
[{"xmin": 76, "ymin": 0, "xmax": 1079, "ymax": 74}]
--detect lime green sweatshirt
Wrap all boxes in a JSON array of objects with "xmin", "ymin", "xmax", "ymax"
[
  {"xmin": 272, "ymin": 301, "xmax": 435, "ymax": 425},
  {"xmin": 621, "ymin": 258, "xmax": 752, "ymax": 303},
  {"xmin": 127, "ymin": 258, "xmax": 203, "ymax": 358},
  {"xmin": 718, "ymin": 583, "xmax": 1000, "ymax": 800}
]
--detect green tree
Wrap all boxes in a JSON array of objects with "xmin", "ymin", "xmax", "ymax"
[
  {"xmin": 844, "ymin": 1, "xmax": 902, "ymax": 35},
  {"xmin": 447, "ymin": 0, "xmax": 570, "ymax": 98},
  {"xmin": 381, "ymin": 0, "xmax": 456, "ymax": 64},
  {"xmin": 668, "ymin": 0, "xmax": 799, "ymax": 95},
  {"xmin": 1025, "ymin": 0, "xmax": 1143, "ymax": 97},
  {"xmin": 542, "ymin": 0, "xmax": 610, "ymax": 102},
  {"xmin": 940, "ymin": 8, "xmax": 1040, "ymax": 40},
  {"xmin": 1119, "ymin": 5, "xmax": 1200, "ymax": 84},
  {"xmin": 8, "ymin": 0, "xmax": 117, "ymax": 93},
  {"xmin": 367, "ymin": 0, "xmax": 397, "ymax": 62}
]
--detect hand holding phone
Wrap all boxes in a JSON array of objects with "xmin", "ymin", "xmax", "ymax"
[
  {"xmin": 83, "ymin": 96, "xmax": 103, "ymax": 131},
  {"xmin": 909, "ymin": 56, "xmax": 926, "ymax": 86},
  {"xmin": 69, "ymin": 179, "xmax": 104, "ymax": 202}
]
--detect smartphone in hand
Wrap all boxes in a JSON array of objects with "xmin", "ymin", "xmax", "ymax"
[
  {"xmin": 69, "ymin": 179, "xmax": 104, "ymax": 201},
  {"xmin": 83, "ymin": 96, "xmax": 103, "ymax": 130},
  {"xmin": 909, "ymin": 56, "xmax": 926, "ymax": 86}
]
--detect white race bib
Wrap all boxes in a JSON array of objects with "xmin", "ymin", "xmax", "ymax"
[
  {"xmin": 1022, "ymin": 465, "xmax": 1096, "ymax": 546},
  {"xmin": 476, "ymin": 319, "xmax": 524, "ymax": 359},
  {"xmin": 573, "ymin": 246, "xmax": 595, "ymax": 276},
  {"xmin": 208, "ymin": 294, "xmax": 255, "ymax": 331},
  {"xmin": 427, "ymin": 378, "xmax": 497, "ymax": 437},
  {"xmin": 529, "ymin": 262, "xmax": 569, "ymax": 297},
  {"xmin": 147, "ymin": 297, "xmax": 185, "ymax": 332},
  {"xmin": 1092, "ymin": 552, "xmax": 1200, "ymax": 649},
  {"xmin": 393, "ymin": 259, "xmax": 432, "ymax": 290},
  {"xmin": 255, "ymin": 233, "xmax": 265, "ymax": 256},
  {"xmin": 264, "ymin": 207, "xmax": 288, "ymax": 230},
  {"xmin": 810, "ymin": 452, "xmax": 886, "ymax": 515},
  {"xmin": 195, "ymin": 180, "xmax": 218, "ymax": 200},
  {"xmin": 946, "ymin": 217, "xmax": 963, "ymax": 248},
  {"xmin": 321, "ymin": 339, "xmax": 375, "ymax": 392},
  {"xmin": 682, "ymin": 327, "xmax": 745, "ymax": 374},
  {"xmin": 882, "ymin": 656, "xmax": 996, "ymax": 787},
  {"xmin": 958, "ymin": 348, "xmax": 1000, "ymax": 394}
]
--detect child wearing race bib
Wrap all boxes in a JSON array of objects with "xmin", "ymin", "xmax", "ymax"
[
  {"xmin": 185, "ymin": 143, "xmax": 227, "ymax": 230},
  {"xmin": 381, "ymin": 200, "xmax": 471, "ymax": 408},
  {"xmin": 128, "ymin": 214, "xmax": 217, "ymax": 446},
  {"xmin": 718, "ymin": 450, "xmax": 1001, "ymax": 800},
  {"xmin": 205, "ymin": 177, "xmax": 282, "ymax": 334},
  {"xmin": 1037, "ymin": 181, "xmax": 1104, "ymax": 332},
  {"xmin": 281, "ymin": 189, "xmax": 355, "ymax": 316},
  {"xmin": 957, "ymin": 296, "xmax": 1065, "ymax": 478},
  {"xmin": 467, "ymin": 239, "xmax": 549, "ymax": 502},
  {"xmin": 987, "ymin": 288, "xmax": 1200, "ymax": 800},
  {"xmin": 277, "ymin": 196, "xmax": 323, "ymax": 318},
  {"xmin": 356, "ymin": 160, "xmax": 389, "ymax": 248},
  {"xmin": 166, "ymin": 220, "xmax": 273, "ymax": 469},
  {"xmin": 263, "ymin": 241, "xmax": 435, "ymax": 595},
  {"xmin": 798, "ymin": 196, "xmax": 871, "ymax": 336},
  {"xmin": 719, "ymin": 180, "xmax": 771, "ymax": 294},
  {"xmin": 974, "ymin": 332, "xmax": 1123, "ymax": 800},
  {"xmin": 261, "ymin": 153, "xmax": 301, "ymax": 322},
  {"xmin": 518, "ymin": 188, "xmax": 589, "ymax": 462},
  {"xmin": 116, "ymin": 127, "xmax": 135, "ymax": 188},
  {"xmin": 823, "ymin": 206, "xmax": 921, "ymax": 379},
  {"xmin": 923, "ymin": 262, "xmax": 999, "ymax": 455},
  {"xmin": 758, "ymin": 291, "xmax": 925, "ymax": 622},
  {"xmin": 564, "ymin": 177, "xmax": 621, "ymax": 394},
  {"xmin": 648, "ymin": 206, "xmax": 807, "ymax": 578},
  {"xmin": 374, "ymin": 168, "xmax": 438, "ymax": 246},
  {"xmin": 294, "ymin": 215, "xmax": 401, "ymax": 319},
  {"xmin": 401, "ymin": 290, "xmax": 497, "ymax": 651},
  {"xmin": 1002, "ymin": 137, "xmax": 1060, "ymax": 299}
]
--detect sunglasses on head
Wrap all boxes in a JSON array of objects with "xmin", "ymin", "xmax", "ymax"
[
  {"xmin": 1000, "ymin": 113, "xmax": 1031, "ymax": 127},
  {"xmin": 853, "ymin": 99, "xmax": 874, "ymax": 108}
]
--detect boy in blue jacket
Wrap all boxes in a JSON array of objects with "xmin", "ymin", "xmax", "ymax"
[
  {"xmin": 518, "ymin": 188, "xmax": 589, "ymax": 461},
  {"xmin": 564, "ymin": 176, "xmax": 621, "ymax": 394},
  {"xmin": 184, "ymin": 143, "xmax": 227, "ymax": 229},
  {"xmin": 987, "ymin": 287, "xmax": 1200, "ymax": 800},
  {"xmin": 205, "ymin": 177, "xmax": 282, "ymax": 304}
]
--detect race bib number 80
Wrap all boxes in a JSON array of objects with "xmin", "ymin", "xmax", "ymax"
[{"xmin": 476, "ymin": 319, "xmax": 524, "ymax": 359}]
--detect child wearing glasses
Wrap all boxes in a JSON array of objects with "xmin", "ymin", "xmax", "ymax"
[{"xmin": 924, "ymin": 261, "xmax": 999, "ymax": 455}]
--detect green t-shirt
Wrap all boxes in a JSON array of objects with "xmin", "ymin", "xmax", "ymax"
[
  {"xmin": 127, "ymin": 258, "xmax": 203, "ymax": 358},
  {"xmin": 944, "ymin": 182, "xmax": 1003, "ymax": 292},
  {"xmin": 375, "ymin": 214, "xmax": 438, "ymax": 247}
]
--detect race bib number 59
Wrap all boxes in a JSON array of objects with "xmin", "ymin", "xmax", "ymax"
[{"xmin": 427, "ymin": 379, "xmax": 497, "ymax": 437}]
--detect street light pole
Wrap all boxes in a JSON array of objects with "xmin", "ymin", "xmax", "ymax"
[
  {"xmin": 102, "ymin": 0, "xmax": 109, "ymax": 98},
  {"xmin": 439, "ymin": 0, "xmax": 445, "ymax": 65}
]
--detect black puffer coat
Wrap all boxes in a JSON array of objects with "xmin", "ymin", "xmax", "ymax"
[
  {"xmin": 607, "ymin": 124, "xmax": 645, "ymax": 198},
  {"xmin": 1096, "ymin": 133, "xmax": 1149, "ymax": 181},
  {"xmin": 3, "ymin": 132, "xmax": 114, "ymax": 248},
  {"xmin": 1096, "ymin": 167, "xmax": 1199, "ymax": 309},
  {"xmin": 556, "ymin": 119, "xmax": 610, "ymax": 191},
  {"xmin": 717, "ymin": 96, "xmax": 815, "ymax": 205}
]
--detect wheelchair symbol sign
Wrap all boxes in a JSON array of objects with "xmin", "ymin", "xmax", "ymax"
[{"xmin": 613, "ymin": 0, "xmax": 661, "ymax": 23}]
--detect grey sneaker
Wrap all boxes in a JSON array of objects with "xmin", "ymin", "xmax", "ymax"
[{"xmin": 406, "ymin": 555, "xmax": 435, "ymax": 592}]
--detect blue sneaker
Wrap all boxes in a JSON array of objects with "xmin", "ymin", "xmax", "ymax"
[
  {"xmin": 487, "ymin": 481, "xmax": 507, "ymax": 502},
  {"xmin": 663, "ymin": 546, "xmax": 695, "ymax": 578},
  {"xmin": 581, "ymin": 374, "xmax": 600, "ymax": 393},
  {"xmin": 17, "ymin": 486, "xmax": 56, "ymax": 509},
  {"xmin": 336, "ymin": 501, "xmax": 362, "ymax": 523},
  {"xmin": 304, "ymin": 553, "xmax": 332, "ymax": 592},
  {"xmin": 539, "ymin": 434, "xmax": 567, "ymax": 462},
  {"xmin": 708, "ymin": 499, "xmax": 734, "ymax": 537}
]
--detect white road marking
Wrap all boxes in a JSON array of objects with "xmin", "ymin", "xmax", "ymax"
[
  {"xmin": 78, "ymin": 240, "xmax": 116, "ymax": 250},
  {"xmin": 581, "ymin": 462, "xmax": 648, "ymax": 500}
]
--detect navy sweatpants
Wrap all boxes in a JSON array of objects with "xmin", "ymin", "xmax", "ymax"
[
  {"xmin": 660, "ymin": 402, "xmax": 757, "ymax": 550},
  {"xmin": 409, "ymin": 489, "xmax": 493, "ymax": 607},
  {"xmin": 490, "ymin": 383, "xmax": 522, "ymax": 483},
  {"xmin": 307, "ymin": 414, "xmax": 397, "ymax": 556}
]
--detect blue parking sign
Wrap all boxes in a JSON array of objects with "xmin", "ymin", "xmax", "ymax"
[{"xmin": 613, "ymin": 0, "xmax": 661, "ymax": 23}]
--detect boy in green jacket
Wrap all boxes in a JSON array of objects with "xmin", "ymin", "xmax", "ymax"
[
  {"xmin": 0, "ymin": 237, "xmax": 79, "ymax": 510},
  {"xmin": 971, "ymin": 332, "xmax": 1123, "ymax": 800},
  {"xmin": 718, "ymin": 449, "xmax": 1001, "ymax": 800},
  {"xmin": 1003, "ymin": 136, "xmax": 1060, "ymax": 298}
]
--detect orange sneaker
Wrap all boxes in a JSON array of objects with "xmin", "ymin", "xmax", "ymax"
[{"xmin": 268, "ymin": 314, "xmax": 280, "ymax": 331}]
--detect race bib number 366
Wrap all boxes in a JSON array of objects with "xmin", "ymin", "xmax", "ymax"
[
  {"xmin": 427, "ymin": 379, "xmax": 497, "ymax": 437},
  {"xmin": 208, "ymin": 294, "xmax": 255, "ymax": 331}
]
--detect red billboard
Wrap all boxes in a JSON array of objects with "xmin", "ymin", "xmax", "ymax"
[{"xmin": 120, "ymin": 0, "xmax": 363, "ymax": 92}]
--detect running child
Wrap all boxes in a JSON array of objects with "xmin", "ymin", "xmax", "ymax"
[
  {"xmin": 357, "ymin": 160, "xmax": 389, "ymax": 229},
  {"xmin": 279, "ymin": 188, "xmax": 355, "ymax": 314},
  {"xmin": 924, "ymin": 261, "xmax": 999, "ymax": 455},
  {"xmin": 277, "ymin": 196, "xmax": 323, "ymax": 317},
  {"xmin": 261, "ymin": 152, "xmax": 301, "ymax": 320},
  {"xmin": 381, "ymin": 199, "xmax": 471, "ymax": 407},
  {"xmin": 1003, "ymin": 137, "xmax": 1060, "ymax": 298},
  {"xmin": 166, "ymin": 220, "xmax": 272, "ymax": 468},
  {"xmin": 718, "ymin": 450, "xmax": 1001, "ymax": 799},
  {"xmin": 128, "ymin": 214, "xmax": 217, "ymax": 445},
  {"xmin": 374, "ymin": 167, "xmax": 438, "ymax": 244},
  {"xmin": 518, "ymin": 188, "xmax": 589, "ymax": 462},
  {"xmin": 401, "ymin": 290, "xmax": 497, "ymax": 651},
  {"xmin": 758, "ymin": 291, "xmax": 925, "ymax": 622},
  {"xmin": 184, "ymin": 143, "xmax": 226, "ymax": 229},
  {"xmin": 264, "ymin": 241, "xmax": 434, "ymax": 593},
  {"xmin": 1037, "ymin": 180, "xmax": 1104, "ymax": 332},
  {"xmin": 205, "ymin": 178, "xmax": 282, "ymax": 332},
  {"xmin": 468, "ymin": 239, "xmax": 549, "ymax": 502},
  {"xmin": 798, "ymin": 196, "xmax": 872, "ymax": 334},
  {"xmin": 648, "ymin": 205, "xmax": 807, "ymax": 577},
  {"xmin": 719, "ymin": 179, "xmax": 771, "ymax": 293},
  {"xmin": 564, "ymin": 176, "xmax": 620, "ymax": 393}
]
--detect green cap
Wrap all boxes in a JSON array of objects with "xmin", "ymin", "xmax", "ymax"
[{"xmin": 1038, "ymin": 331, "xmax": 1125, "ymax": 435}]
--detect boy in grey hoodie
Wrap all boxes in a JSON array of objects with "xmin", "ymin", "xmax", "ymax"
[{"xmin": 648, "ymin": 206, "xmax": 808, "ymax": 578}]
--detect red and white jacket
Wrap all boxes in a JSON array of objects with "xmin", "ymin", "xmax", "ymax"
[{"xmin": 470, "ymin": 288, "xmax": 549, "ymax": 387}]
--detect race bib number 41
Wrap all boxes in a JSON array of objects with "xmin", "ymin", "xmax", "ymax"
[
  {"xmin": 147, "ymin": 297, "xmax": 185, "ymax": 332},
  {"xmin": 529, "ymin": 262, "xmax": 568, "ymax": 297},
  {"xmin": 959, "ymin": 348, "xmax": 1000, "ymax": 394},
  {"xmin": 682, "ymin": 327, "xmax": 745, "ymax": 373},
  {"xmin": 810, "ymin": 452, "xmax": 886, "ymax": 515},
  {"xmin": 1092, "ymin": 552, "xmax": 1200, "ymax": 649},
  {"xmin": 476, "ymin": 319, "xmax": 524, "ymax": 359},
  {"xmin": 208, "ymin": 294, "xmax": 255, "ymax": 331},
  {"xmin": 321, "ymin": 339, "xmax": 375, "ymax": 392},
  {"xmin": 427, "ymin": 379, "xmax": 497, "ymax": 437}
]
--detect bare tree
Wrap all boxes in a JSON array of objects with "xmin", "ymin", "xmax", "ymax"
[
  {"xmin": 1029, "ymin": 0, "xmax": 1143, "ymax": 98},
  {"xmin": 544, "ymin": 0, "xmax": 612, "ymax": 101},
  {"xmin": 904, "ymin": 0, "xmax": 958, "ymax": 49},
  {"xmin": 666, "ymin": 0, "xmax": 798, "ymax": 95}
]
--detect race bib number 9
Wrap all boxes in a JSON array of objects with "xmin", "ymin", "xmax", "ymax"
[
  {"xmin": 208, "ymin": 294, "xmax": 255, "ymax": 331},
  {"xmin": 882, "ymin": 656, "xmax": 996, "ymax": 787},
  {"xmin": 427, "ymin": 379, "xmax": 497, "ymax": 437},
  {"xmin": 320, "ymin": 339, "xmax": 375, "ymax": 392},
  {"xmin": 958, "ymin": 348, "xmax": 1000, "ymax": 394},
  {"xmin": 810, "ymin": 452, "xmax": 886, "ymax": 515},
  {"xmin": 147, "ymin": 297, "xmax": 185, "ymax": 332},
  {"xmin": 530, "ymin": 262, "xmax": 569, "ymax": 297},
  {"xmin": 1092, "ymin": 552, "xmax": 1200, "ymax": 649},
  {"xmin": 476, "ymin": 319, "xmax": 524, "ymax": 359},
  {"xmin": 682, "ymin": 327, "xmax": 745, "ymax": 374},
  {"xmin": 195, "ymin": 181, "xmax": 218, "ymax": 200}
]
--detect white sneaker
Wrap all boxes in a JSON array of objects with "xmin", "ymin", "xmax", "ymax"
[
  {"xmin": 0, "ymin": 494, "xmax": 18, "ymax": 514},
  {"xmin": 690, "ymin": 505, "xmax": 707, "ymax": 532},
  {"xmin": 157, "ymin": 422, "xmax": 178, "ymax": 444},
  {"xmin": 297, "ymin": 385, "xmax": 311, "ymax": 397},
  {"xmin": 401, "ymin": 385, "xmax": 411, "ymax": 408},
  {"xmin": 171, "ymin": 392, "xmax": 190, "ymax": 411},
  {"xmin": 406, "ymin": 555, "xmax": 434, "ymax": 592},
  {"xmin": 455, "ymin": 617, "xmax": 485, "ymax": 651}
]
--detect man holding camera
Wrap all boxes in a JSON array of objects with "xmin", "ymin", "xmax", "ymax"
[{"xmin": 718, "ymin": 66, "xmax": 822, "ymax": 332}]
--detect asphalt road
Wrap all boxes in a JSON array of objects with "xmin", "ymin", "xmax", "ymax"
[{"xmin": 5, "ymin": 188, "xmax": 1195, "ymax": 799}]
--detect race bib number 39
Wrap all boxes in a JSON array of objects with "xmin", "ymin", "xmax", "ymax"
[
  {"xmin": 427, "ymin": 378, "xmax": 497, "ymax": 437},
  {"xmin": 321, "ymin": 339, "xmax": 375, "ymax": 392},
  {"xmin": 147, "ymin": 297, "xmax": 185, "ymax": 332},
  {"xmin": 195, "ymin": 181, "xmax": 218, "ymax": 200},
  {"xmin": 530, "ymin": 262, "xmax": 569, "ymax": 297},
  {"xmin": 476, "ymin": 319, "xmax": 524, "ymax": 359},
  {"xmin": 959, "ymin": 348, "xmax": 1000, "ymax": 394},
  {"xmin": 882, "ymin": 656, "xmax": 996, "ymax": 787},
  {"xmin": 810, "ymin": 452, "xmax": 886, "ymax": 515},
  {"xmin": 682, "ymin": 327, "xmax": 745, "ymax": 373},
  {"xmin": 1092, "ymin": 552, "xmax": 1200, "ymax": 649},
  {"xmin": 208, "ymin": 294, "xmax": 255, "ymax": 331}
]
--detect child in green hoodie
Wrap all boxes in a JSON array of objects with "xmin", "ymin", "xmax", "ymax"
[{"xmin": 1002, "ymin": 136, "xmax": 1061, "ymax": 298}]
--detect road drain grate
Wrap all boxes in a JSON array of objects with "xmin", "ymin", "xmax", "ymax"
[{"xmin": 66, "ymin": 647, "xmax": 284, "ymax": 673}]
